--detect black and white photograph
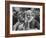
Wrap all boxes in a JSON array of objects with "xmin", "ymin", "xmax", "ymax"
[{"xmin": 12, "ymin": 7, "xmax": 40, "ymax": 31}]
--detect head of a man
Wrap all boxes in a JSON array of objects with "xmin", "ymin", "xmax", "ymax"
[
  {"xmin": 17, "ymin": 11, "xmax": 25, "ymax": 23},
  {"xmin": 24, "ymin": 10, "xmax": 35, "ymax": 23}
]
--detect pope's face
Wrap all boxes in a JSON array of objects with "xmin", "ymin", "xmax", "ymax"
[
  {"xmin": 25, "ymin": 13, "xmax": 32, "ymax": 23},
  {"xmin": 24, "ymin": 10, "xmax": 35, "ymax": 23}
]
